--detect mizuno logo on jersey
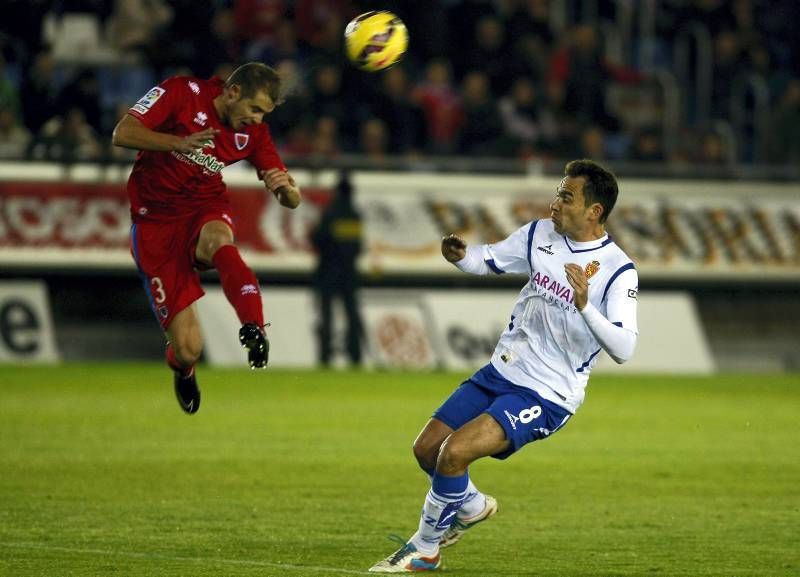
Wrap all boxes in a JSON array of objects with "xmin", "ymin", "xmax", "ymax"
[{"xmin": 537, "ymin": 244, "xmax": 554, "ymax": 255}]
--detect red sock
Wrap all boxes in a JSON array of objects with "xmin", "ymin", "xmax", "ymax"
[
  {"xmin": 212, "ymin": 244, "xmax": 264, "ymax": 326},
  {"xmin": 166, "ymin": 343, "xmax": 194, "ymax": 377}
]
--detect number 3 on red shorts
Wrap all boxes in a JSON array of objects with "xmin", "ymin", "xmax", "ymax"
[{"xmin": 151, "ymin": 277, "xmax": 166, "ymax": 304}]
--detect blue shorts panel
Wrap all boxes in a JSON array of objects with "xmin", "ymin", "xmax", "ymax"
[{"xmin": 433, "ymin": 364, "xmax": 572, "ymax": 460}]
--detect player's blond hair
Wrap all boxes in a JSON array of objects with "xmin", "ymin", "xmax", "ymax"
[{"xmin": 225, "ymin": 62, "xmax": 283, "ymax": 104}]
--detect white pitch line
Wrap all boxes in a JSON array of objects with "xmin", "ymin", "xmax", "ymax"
[{"xmin": 0, "ymin": 541, "xmax": 369, "ymax": 575}]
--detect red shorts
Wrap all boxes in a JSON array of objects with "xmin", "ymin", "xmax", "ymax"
[{"xmin": 130, "ymin": 204, "xmax": 235, "ymax": 331}]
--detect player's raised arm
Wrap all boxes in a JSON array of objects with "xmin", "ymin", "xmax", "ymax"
[
  {"xmin": 568, "ymin": 263, "xmax": 639, "ymax": 364},
  {"xmin": 444, "ymin": 223, "xmax": 534, "ymax": 276},
  {"xmin": 259, "ymin": 168, "xmax": 301, "ymax": 209},
  {"xmin": 112, "ymin": 114, "xmax": 220, "ymax": 153}
]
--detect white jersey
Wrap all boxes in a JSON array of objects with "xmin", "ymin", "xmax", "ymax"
[{"xmin": 457, "ymin": 218, "xmax": 638, "ymax": 413}]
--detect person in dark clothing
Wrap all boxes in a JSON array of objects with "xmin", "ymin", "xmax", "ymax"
[{"xmin": 311, "ymin": 172, "xmax": 364, "ymax": 367}]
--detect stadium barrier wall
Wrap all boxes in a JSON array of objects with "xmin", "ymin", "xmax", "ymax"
[
  {"xmin": 1, "ymin": 162, "xmax": 798, "ymax": 281},
  {"xmin": 0, "ymin": 281, "xmax": 60, "ymax": 363},
  {"xmin": 197, "ymin": 287, "xmax": 715, "ymax": 374}
]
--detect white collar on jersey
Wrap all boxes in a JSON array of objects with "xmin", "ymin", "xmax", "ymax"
[{"xmin": 563, "ymin": 234, "xmax": 613, "ymax": 253}]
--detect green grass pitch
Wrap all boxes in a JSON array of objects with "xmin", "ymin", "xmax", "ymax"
[{"xmin": 0, "ymin": 365, "xmax": 798, "ymax": 576}]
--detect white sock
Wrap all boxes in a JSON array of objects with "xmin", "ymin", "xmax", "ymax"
[
  {"xmin": 457, "ymin": 478, "xmax": 487, "ymax": 518},
  {"xmin": 409, "ymin": 472, "xmax": 468, "ymax": 554},
  {"xmin": 425, "ymin": 472, "xmax": 486, "ymax": 519}
]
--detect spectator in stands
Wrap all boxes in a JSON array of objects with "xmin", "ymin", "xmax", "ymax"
[
  {"xmin": 311, "ymin": 172, "xmax": 364, "ymax": 367},
  {"xmin": 498, "ymin": 76, "xmax": 557, "ymax": 157},
  {"xmin": 312, "ymin": 116, "xmax": 340, "ymax": 157},
  {"xmin": 105, "ymin": 0, "xmax": 173, "ymax": 66},
  {"xmin": 0, "ymin": 53, "xmax": 21, "ymax": 119},
  {"xmin": 295, "ymin": 0, "xmax": 354, "ymax": 51},
  {"xmin": 254, "ymin": 19, "xmax": 307, "ymax": 74},
  {"xmin": 631, "ymin": 128, "xmax": 665, "ymax": 162},
  {"xmin": 369, "ymin": 66, "xmax": 426, "ymax": 156},
  {"xmin": 460, "ymin": 16, "xmax": 512, "ymax": 95},
  {"xmin": 578, "ymin": 125, "xmax": 607, "ymax": 160},
  {"xmin": 458, "ymin": 71, "xmax": 503, "ymax": 156},
  {"xmin": 194, "ymin": 8, "xmax": 243, "ymax": 76},
  {"xmin": 547, "ymin": 25, "xmax": 642, "ymax": 132},
  {"xmin": 0, "ymin": 104, "xmax": 31, "ymax": 159},
  {"xmin": 710, "ymin": 30, "xmax": 744, "ymax": 120},
  {"xmin": 507, "ymin": 0, "xmax": 555, "ymax": 48},
  {"xmin": 310, "ymin": 63, "xmax": 356, "ymax": 148},
  {"xmin": 57, "ymin": 68, "xmax": 103, "ymax": 135},
  {"xmin": 766, "ymin": 79, "xmax": 800, "ymax": 164},
  {"xmin": 31, "ymin": 106, "xmax": 102, "ymax": 162},
  {"xmin": 413, "ymin": 59, "xmax": 463, "ymax": 154},
  {"xmin": 20, "ymin": 48, "xmax": 60, "ymax": 135},
  {"xmin": 359, "ymin": 117, "xmax": 389, "ymax": 163},
  {"xmin": 696, "ymin": 131, "xmax": 728, "ymax": 165},
  {"xmin": 234, "ymin": 0, "xmax": 287, "ymax": 60}
]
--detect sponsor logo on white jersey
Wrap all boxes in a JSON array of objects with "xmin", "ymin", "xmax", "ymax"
[
  {"xmin": 193, "ymin": 111, "xmax": 208, "ymax": 126},
  {"xmin": 537, "ymin": 243, "xmax": 554, "ymax": 255},
  {"xmin": 131, "ymin": 86, "xmax": 165, "ymax": 115}
]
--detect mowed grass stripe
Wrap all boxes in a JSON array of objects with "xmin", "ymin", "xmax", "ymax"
[{"xmin": 0, "ymin": 365, "xmax": 798, "ymax": 577}]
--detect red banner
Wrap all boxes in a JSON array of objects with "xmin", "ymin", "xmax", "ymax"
[{"xmin": 0, "ymin": 181, "xmax": 332, "ymax": 255}]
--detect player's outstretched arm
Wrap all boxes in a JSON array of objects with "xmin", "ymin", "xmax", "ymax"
[
  {"xmin": 260, "ymin": 169, "xmax": 301, "ymax": 209},
  {"xmin": 112, "ymin": 114, "xmax": 220, "ymax": 153}
]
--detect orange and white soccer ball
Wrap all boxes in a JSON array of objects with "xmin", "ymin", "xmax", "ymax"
[{"xmin": 344, "ymin": 11, "xmax": 408, "ymax": 72}]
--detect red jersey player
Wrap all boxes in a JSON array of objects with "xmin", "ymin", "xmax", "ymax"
[{"xmin": 112, "ymin": 63, "xmax": 301, "ymax": 415}]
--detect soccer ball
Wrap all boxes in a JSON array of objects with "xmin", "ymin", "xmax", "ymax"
[{"xmin": 344, "ymin": 11, "xmax": 408, "ymax": 72}]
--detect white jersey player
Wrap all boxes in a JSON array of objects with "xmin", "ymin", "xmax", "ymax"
[{"xmin": 370, "ymin": 159, "xmax": 639, "ymax": 573}]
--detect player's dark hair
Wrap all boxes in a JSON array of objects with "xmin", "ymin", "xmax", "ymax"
[
  {"xmin": 565, "ymin": 159, "xmax": 618, "ymax": 223},
  {"xmin": 225, "ymin": 62, "xmax": 283, "ymax": 104}
]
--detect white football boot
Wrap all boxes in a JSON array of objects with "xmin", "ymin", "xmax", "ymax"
[{"xmin": 439, "ymin": 494, "xmax": 498, "ymax": 548}]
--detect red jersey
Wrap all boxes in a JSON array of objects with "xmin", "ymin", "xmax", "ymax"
[{"xmin": 126, "ymin": 76, "xmax": 285, "ymax": 222}]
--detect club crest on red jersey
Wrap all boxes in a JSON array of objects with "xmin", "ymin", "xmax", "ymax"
[{"xmin": 234, "ymin": 133, "xmax": 249, "ymax": 150}]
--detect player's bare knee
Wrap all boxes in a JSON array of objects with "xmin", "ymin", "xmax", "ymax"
[
  {"xmin": 199, "ymin": 235, "xmax": 232, "ymax": 263},
  {"xmin": 436, "ymin": 436, "xmax": 471, "ymax": 475},
  {"xmin": 412, "ymin": 437, "xmax": 439, "ymax": 471}
]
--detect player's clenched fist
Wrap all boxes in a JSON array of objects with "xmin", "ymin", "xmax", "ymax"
[{"xmin": 441, "ymin": 234, "xmax": 467, "ymax": 262}]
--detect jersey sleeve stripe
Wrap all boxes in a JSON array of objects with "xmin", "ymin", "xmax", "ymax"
[
  {"xmin": 485, "ymin": 258, "xmax": 505, "ymax": 274},
  {"xmin": 601, "ymin": 262, "xmax": 636, "ymax": 302},
  {"xmin": 576, "ymin": 348, "xmax": 602, "ymax": 372},
  {"xmin": 526, "ymin": 220, "xmax": 538, "ymax": 271}
]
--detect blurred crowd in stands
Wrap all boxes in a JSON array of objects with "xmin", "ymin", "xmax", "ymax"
[{"xmin": 0, "ymin": 0, "xmax": 798, "ymax": 166}]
